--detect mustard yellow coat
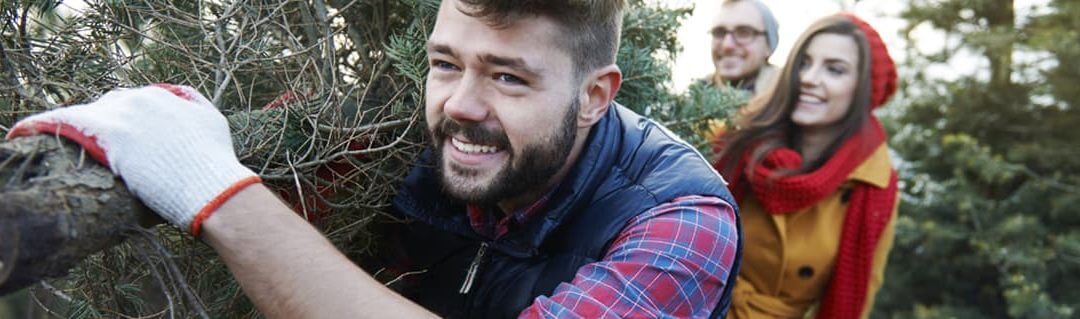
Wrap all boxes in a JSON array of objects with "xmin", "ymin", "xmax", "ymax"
[{"xmin": 726, "ymin": 144, "xmax": 899, "ymax": 319}]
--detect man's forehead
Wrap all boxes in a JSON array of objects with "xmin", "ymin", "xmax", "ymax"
[
  {"xmin": 428, "ymin": 1, "xmax": 571, "ymax": 72},
  {"xmin": 713, "ymin": 2, "xmax": 764, "ymax": 28},
  {"xmin": 426, "ymin": 33, "xmax": 561, "ymax": 68}
]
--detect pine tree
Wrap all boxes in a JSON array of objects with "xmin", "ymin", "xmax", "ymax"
[{"xmin": 873, "ymin": 0, "xmax": 1080, "ymax": 318}]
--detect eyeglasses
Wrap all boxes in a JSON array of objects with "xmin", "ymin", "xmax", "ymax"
[{"xmin": 710, "ymin": 26, "xmax": 766, "ymax": 45}]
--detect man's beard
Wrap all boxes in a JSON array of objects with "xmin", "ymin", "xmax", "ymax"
[{"xmin": 431, "ymin": 98, "xmax": 580, "ymax": 205}]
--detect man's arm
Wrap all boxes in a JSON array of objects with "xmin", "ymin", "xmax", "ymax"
[
  {"xmin": 201, "ymin": 183, "xmax": 435, "ymax": 319},
  {"xmin": 519, "ymin": 195, "xmax": 739, "ymax": 318},
  {"xmin": 6, "ymin": 85, "xmax": 435, "ymax": 318}
]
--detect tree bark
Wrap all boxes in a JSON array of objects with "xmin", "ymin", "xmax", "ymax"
[{"xmin": 0, "ymin": 135, "xmax": 154, "ymax": 295}]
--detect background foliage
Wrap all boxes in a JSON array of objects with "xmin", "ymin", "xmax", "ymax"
[{"xmin": 873, "ymin": 0, "xmax": 1079, "ymax": 318}]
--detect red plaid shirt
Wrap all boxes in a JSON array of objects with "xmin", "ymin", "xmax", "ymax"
[{"xmin": 467, "ymin": 195, "xmax": 738, "ymax": 318}]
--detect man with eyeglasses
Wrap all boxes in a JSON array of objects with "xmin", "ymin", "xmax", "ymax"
[{"xmin": 709, "ymin": 0, "xmax": 779, "ymax": 93}]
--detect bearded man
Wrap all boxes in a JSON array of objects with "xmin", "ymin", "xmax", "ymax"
[
  {"xmin": 8, "ymin": 0, "xmax": 740, "ymax": 318},
  {"xmin": 709, "ymin": 0, "xmax": 779, "ymax": 93}
]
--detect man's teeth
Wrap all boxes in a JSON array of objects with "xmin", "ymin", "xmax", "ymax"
[{"xmin": 452, "ymin": 138, "xmax": 500, "ymax": 154}]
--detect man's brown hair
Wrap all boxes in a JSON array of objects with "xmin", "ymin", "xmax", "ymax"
[{"xmin": 457, "ymin": 0, "xmax": 625, "ymax": 79}]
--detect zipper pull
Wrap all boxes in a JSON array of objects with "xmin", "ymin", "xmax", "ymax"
[{"xmin": 459, "ymin": 242, "xmax": 489, "ymax": 294}]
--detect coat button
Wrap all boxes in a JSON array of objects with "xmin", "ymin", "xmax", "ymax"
[{"xmin": 798, "ymin": 266, "xmax": 814, "ymax": 278}]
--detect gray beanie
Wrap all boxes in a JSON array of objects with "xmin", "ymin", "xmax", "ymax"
[{"xmin": 744, "ymin": 0, "xmax": 779, "ymax": 55}]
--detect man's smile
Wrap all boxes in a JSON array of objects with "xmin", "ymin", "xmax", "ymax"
[{"xmin": 446, "ymin": 136, "xmax": 507, "ymax": 167}]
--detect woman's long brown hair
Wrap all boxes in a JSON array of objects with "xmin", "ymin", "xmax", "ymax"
[{"xmin": 715, "ymin": 15, "xmax": 875, "ymax": 181}]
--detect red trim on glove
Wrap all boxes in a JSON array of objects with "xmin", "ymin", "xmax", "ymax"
[
  {"xmin": 190, "ymin": 175, "xmax": 264, "ymax": 237},
  {"xmin": 6, "ymin": 122, "xmax": 111, "ymax": 167},
  {"xmin": 152, "ymin": 83, "xmax": 199, "ymax": 102},
  {"xmin": 5, "ymin": 83, "xmax": 204, "ymax": 167}
]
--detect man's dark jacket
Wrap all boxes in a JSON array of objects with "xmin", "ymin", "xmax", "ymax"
[{"xmin": 366, "ymin": 103, "xmax": 741, "ymax": 318}]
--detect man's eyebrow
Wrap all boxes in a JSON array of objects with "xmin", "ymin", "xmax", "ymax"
[
  {"xmin": 711, "ymin": 24, "xmax": 758, "ymax": 31},
  {"xmin": 478, "ymin": 53, "xmax": 543, "ymax": 79},
  {"xmin": 427, "ymin": 42, "xmax": 544, "ymax": 79},
  {"xmin": 427, "ymin": 43, "xmax": 456, "ymax": 57}
]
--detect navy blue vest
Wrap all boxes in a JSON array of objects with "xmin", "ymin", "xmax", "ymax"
[{"xmin": 371, "ymin": 104, "xmax": 741, "ymax": 318}]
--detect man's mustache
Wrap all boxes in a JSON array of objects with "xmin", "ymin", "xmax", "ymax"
[{"xmin": 434, "ymin": 119, "xmax": 511, "ymax": 150}]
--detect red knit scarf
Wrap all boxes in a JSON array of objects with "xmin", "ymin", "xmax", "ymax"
[{"xmin": 716, "ymin": 118, "xmax": 898, "ymax": 319}]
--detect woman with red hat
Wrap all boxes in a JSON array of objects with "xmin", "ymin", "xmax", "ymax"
[{"xmin": 711, "ymin": 13, "xmax": 899, "ymax": 319}]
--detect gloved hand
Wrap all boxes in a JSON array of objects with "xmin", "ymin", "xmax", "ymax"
[{"xmin": 5, "ymin": 84, "xmax": 261, "ymax": 236}]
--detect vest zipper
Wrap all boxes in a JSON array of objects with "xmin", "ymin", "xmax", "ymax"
[{"xmin": 459, "ymin": 242, "xmax": 489, "ymax": 294}]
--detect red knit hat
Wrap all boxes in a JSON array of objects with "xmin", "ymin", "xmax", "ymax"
[{"xmin": 840, "ymin": 13, "xmax": 897, "ymax": 109}]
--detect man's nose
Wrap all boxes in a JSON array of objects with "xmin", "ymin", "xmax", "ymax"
[{"xmin": 443, "ymin": 76, "xmax": 489, "ymax": 123}]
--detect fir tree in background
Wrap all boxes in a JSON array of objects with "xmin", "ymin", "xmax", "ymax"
[
  {"xmin": 0, "ymin": 0, "xmax": 740, "ymax": 317},
  {"xmin": 616, "ymin": 1, "xmax": 745, "ymax": 156},
  {"xmin": 873, "ymin": 0, "xmax": 1079, "ymax": 318}
]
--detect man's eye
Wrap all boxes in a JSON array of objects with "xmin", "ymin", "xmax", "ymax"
[
  {"xmin": 733, "ymin": 27, "xmax": 753, "ymax": 38},
  {"xmin": 495, "ymin": 73, "xmax": 527, "ymax": 85},
  {"xmin": 432, "ymin": 60, "xmax": 459, "ymax": 71}
]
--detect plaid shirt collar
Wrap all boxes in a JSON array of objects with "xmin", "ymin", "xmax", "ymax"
[{"xmin": 466, "ymin": 194, "xmax": 552, "ymax": 240}]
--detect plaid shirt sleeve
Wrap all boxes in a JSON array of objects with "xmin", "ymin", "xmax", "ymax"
[{"xmin": 518, "ymin": 195, "xmax": 738, "ymax": 318}]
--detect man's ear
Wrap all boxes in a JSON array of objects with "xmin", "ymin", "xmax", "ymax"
[{"xmin": 577, "ymin": 64, "xmax": 622, "ymax": 127}]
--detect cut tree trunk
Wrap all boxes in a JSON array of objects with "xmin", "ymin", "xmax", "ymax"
[{"xmin": 0, "ymin": 135, "xmax": 154, "ymax": 295}]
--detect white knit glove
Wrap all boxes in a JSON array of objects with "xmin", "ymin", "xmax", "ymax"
[{"xmin": 6, "ymin": 84, "xmax": 261, "ymax": 236}]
